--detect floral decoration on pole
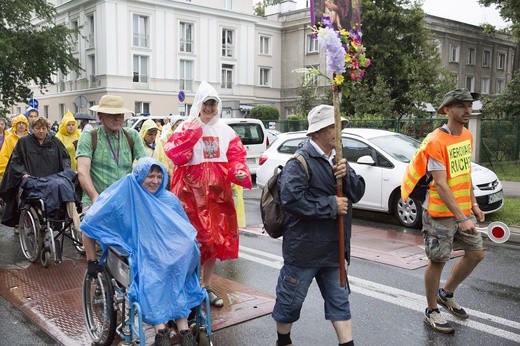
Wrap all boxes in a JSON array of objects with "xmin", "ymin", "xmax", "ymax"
[{"xmin": 300, "ymin": 10, "xmax": 371, "ymax": 287}]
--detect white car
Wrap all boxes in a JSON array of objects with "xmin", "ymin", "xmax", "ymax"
[
  {"xmin": 266, "ymin": 129, "xmax": 281, "ymax": 147},
  {"xmin": 222, "ymin": 118, "xmax": 267, "ymax": 175},
  {"xmin": 256, "ymin": 129, "xmax": 504, "ymax": 228}
]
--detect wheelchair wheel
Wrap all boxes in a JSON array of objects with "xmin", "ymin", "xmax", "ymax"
[
  {"xmin": 82, "ymin": 267, "xmax": 117, "ymax": 346},
  {"xmin": 19, "ymin": 207, "xmax": 43, "ymax": 262},
  {"xmin": 192, "ymin": 325, "xmax": 212, "ymax": 346},
  {"xmin": 41, "ymin": 247, "xmax": 52, "ymax": 268}
]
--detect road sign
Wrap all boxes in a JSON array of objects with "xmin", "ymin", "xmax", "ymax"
[
  {"xmin": 178, "ymin": 90, "xmax": 185, "ymax": 103},
  {"xmin": 28, "ymin": 98, "xmax": 39, "ymax": 109}
]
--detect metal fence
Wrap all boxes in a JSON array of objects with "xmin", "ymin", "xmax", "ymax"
[{"xmin": 263, "ymin": 118, "xmax": 520, "ymax": 164}]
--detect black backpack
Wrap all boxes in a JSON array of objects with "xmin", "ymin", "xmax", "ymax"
[{"xmin": 260, "ymin": 154, "xmax": 309, "ymax": 238}]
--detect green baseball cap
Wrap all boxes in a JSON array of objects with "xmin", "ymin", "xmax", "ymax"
[{"xmin": 437, "ymin": 88, "xmax": 480, "ymax": 114}]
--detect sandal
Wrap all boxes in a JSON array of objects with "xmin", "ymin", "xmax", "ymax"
[{"xmin": 205, "ymin": 288, "xmax": 223, "ymax": 308}]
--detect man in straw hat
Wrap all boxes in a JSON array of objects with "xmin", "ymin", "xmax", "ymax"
[
  {"xmin": 76, "ymin": 95, "xmax": 146, "ymax": 277},
  {"xmin": 272, "ymin": 104, "xmax": 365, "ymax": 346},
  {"xmin": 401, "ymin": 88, "xmax": 485, "ymax": 334}
]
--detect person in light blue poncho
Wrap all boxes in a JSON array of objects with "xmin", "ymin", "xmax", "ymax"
[{"xmin": 81, "ymin": 157, "xmax": 203, "ymax": 346}]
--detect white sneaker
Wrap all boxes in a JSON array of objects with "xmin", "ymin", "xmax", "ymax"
[{"xmin": 424, "ymin": 308, "xmax": 455, "ymax": 334}]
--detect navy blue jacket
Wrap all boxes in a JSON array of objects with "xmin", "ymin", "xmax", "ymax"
[{"xmin": 278, "ymin": 139, "xmax": 365, "ymax": 267}]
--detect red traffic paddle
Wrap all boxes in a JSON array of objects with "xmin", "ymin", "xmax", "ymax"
[{"xmin": 476, "ymin": 221, "xmax": 510, "ymax": 244}]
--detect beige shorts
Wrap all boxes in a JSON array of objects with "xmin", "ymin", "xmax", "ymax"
[{"xmin": 423, "ymin": 212, "xmax": 484, "ymax": 263}]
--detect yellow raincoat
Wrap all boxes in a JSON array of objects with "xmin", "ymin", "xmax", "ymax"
[
  {"xmin": 56, "ymin": 111, "xmax": 81, "ymax": 170},
  {"xmin": 139, "ymin": 119, "xmax": 173, "ymax": 175},
  {"xmin": 0, "ymin": 114, "xmax": 29, "ymax": 181}
]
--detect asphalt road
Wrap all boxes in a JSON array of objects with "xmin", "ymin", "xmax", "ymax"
[{"xmin": 1, "ymin": 184, "xmax": 519, "ymax": 345}]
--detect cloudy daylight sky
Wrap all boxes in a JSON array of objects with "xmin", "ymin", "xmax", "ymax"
[{"xmin": 421, "ymin": 0, "xmax": 509, "ymax": 28}]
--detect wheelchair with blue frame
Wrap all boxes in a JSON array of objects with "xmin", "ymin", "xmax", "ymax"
[
  {"xmin": 82, "ymin": 246, "xmax": 213, "ymax": 346},
  {"xmin": 18, "ymin": 171, "xmax": 84, "ymax": 267}
]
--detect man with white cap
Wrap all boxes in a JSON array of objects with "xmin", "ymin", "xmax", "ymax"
[
  {"xmin": 272, "ymin": 104, "xmax": 365, "ymax": 346},
  {"xmin": 76, "ymin": 95, "xmax": 146, "ymax": 281}
]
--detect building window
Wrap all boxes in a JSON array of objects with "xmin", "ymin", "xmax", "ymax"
[
  {"xmin": 497, "ymin": 52, "xmax": 506, "ymax": 70},
  {"xmin": 449, "ymin": 44, "xmax": 460, "ymax": 63},
  {"xmin": 88, "ymin": 54, "xmax": 96, "ymax": 78},
  {"xmin": 179, "ymin": 59, "xmax": 193, "ymax": 91},
  {"xmin": 307, "ymin": 34, "xmax": 318, "ymax": 53},
  {"xmin": 451, "ymin": 73, "xmax": 459, "ymax": 85},
  {"xmin": 481, "ymin": 77, "xmax": 490, "ymax": 94},
  {"xmin": 260, "ymin": 35, "xmax": 271, "ymax": 55},
  {"xmin": 466, "ymin": 47, "xmax": 475, "ymax": 65},
  {"xmin": 260, "ymin": 67, "xmax": 271, "ymax": 87},
  {"xmin": 306, "ymin": 65, "xmax": 319, "ymax": 86},
  {"xmin": 496, "ymin": 78, "xmax": 505, "ymax": 94},
  {"xmin": 70, "ymin": 20, "xmax": 79, "ymax": 52},
  {"xmin": 482, "ymin": 50, "xmax": 491, "ymax": 67},
  {"xmin": 133, "ymin": 55, "xmax": 149, "ymax": 83},
  {"xmin": 432, "ymin": 39, "xmax": 441, "ymax": 55},
  {"xmin": 87, "ymin": 14, "xmax": 95, "ymax": 48},
  {"xmin": 465, "ymin": 76, "xmax": 475, "ymax": 91},
  {"xmin": 179, "ymin": 22, "xmax": 193, "ymax": 53},
  {"xmin": 221, "ymin": 64, "xmax": 234, "ymax": 89},
  {"xmin": 222, "ymin": 29, "xmax": 234, "ymax": 58},
  {"xmin": 223, "ymin": 0, "xmax": 232, "ymax": 9},
  {"xmin": 133, "ymin": 14, "xmax": 149, "ymax": 48},
  {"xmin": 135, "ymin": 102, "xmax": 150, "ymax": 115}
]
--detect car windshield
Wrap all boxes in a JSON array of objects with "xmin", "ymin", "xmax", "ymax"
[{"xmin": 369, "ymin": 133, "xmax": 420, "ymax": 163}]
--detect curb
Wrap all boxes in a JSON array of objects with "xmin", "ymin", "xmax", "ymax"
[{"xmin": 241, "ymin": 224, "xmax": 520, "ymax": 245}]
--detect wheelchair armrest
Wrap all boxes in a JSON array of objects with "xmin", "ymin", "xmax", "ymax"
[{"xmin": 106, "ymin": 246, "xmax": 130, "ymax": 288}]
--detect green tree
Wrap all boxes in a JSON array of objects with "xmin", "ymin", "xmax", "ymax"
[
  {"xmin": 0, "ymin": 0, "xmax": 81, "ymax": 115},
  {"xmin": 251, "ymin": 105, "xmax": 280, "ymax": 121},
  {"xmin": 357, "ymin": 0, "xmax": 443, "ymax": 120},
  {"xmin": 478, "ymin": 0, "xmax": 519, "ymax": 120},
  {"xmin": 483, "ymin": 70, "xmax": 520, "ymax": 119},
  {"xmin": 479, "ymin": 0, "xmax": 520, "ymax": 39},
  {"xmin": 254, "ymin": 1, "xmax": 285, "ymax": 17},
  {"xmin": 295, "ymin": 79, "xmax": 319, "ymax": 115}
]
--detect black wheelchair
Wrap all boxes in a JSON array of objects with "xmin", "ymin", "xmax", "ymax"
[
  {"xmin": 18, "ymin": 171, "xmax": 84, "ymax": 267},
  {"xmin": 82, "ymin": 246, "xmax": 213, "ymax": 346}
]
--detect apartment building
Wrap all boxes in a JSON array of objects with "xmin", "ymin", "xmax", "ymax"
[
  {"xmin": 12, "ymin": 0, "xmax": 517, "ymax": 121},
  {"xmin": 14, "ymin": 0, "xmax": 282, "ymax": 120}
]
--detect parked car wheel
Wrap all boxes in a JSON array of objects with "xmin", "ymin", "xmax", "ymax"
[{"xmin": 395, "ymin": 195, "xmax": 423, "ymax": 229}]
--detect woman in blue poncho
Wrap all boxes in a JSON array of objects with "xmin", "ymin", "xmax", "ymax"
[{"xmin": 81, "ymin": 157, "xmax": 203, "ymax": 346}]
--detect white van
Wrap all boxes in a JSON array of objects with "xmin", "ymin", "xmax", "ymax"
[{"xmin": 222, "ymin": 118, "xmax": 267, "ymax": 175}]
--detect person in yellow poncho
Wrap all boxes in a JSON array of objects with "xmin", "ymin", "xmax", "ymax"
[
  {"xmin": 139, "ymin": 119, "xmax": 173, "ymax": 180},
  {"xmin": 0, "ymin": 114, "xmax": 29, "ymax": 181},
  {"xmin": 56, "ymin": 111, "xmax": 81, "ymax": 170}
]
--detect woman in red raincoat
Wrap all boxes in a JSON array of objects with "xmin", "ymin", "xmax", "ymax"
[{"xmin": 165, "ymin": 81, "xmax": 252, "ymax": 307}]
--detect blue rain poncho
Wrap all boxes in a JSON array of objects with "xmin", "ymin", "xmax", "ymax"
[{"xmin": 81, "ymin": 157, "xmax": 204, "ymax": 325}]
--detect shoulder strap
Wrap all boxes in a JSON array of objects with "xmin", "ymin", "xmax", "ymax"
[
  {"xmin": 90, "ymin": 129, "xmax": 98, "ymax": 155},
  {"xmin": 293, "ymin": 153, "xmax": 309, "ymax": 179},
  {"xmin": 122, "ymin": 129, "xmax": 134, "ymax": 151},
  {"xmin": 122, "ymin": 129, "xmax": 135, "ymax": 161}
]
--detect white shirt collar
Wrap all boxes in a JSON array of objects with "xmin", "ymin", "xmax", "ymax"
[{"xmin": 309, "ymin": 139, "xmax": 336, "ymax": 166}]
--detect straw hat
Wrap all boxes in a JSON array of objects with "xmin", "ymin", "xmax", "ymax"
[{"xmin": 90, "ymin": 95, "xmax": 133, "ymax": 115}]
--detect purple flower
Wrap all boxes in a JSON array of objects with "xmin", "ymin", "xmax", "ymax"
[{"xmin": 316, "ymin": 27, "xmax": 347, "ymax": 75}]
